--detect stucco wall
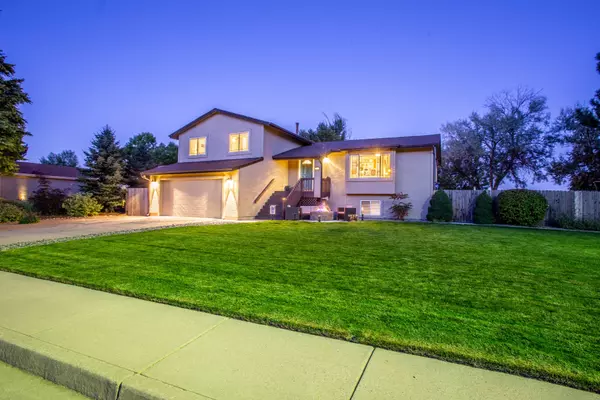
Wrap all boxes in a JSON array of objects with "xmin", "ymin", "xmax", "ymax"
[
  {"xmin": 324, "ymin": 149, "xmax": 434, "ymax": 220},
  {"xmin": 176, "ymin": 114, "xmax": 265, "ymax": 162},
  {"xmin": 395, "ymin": 149, "xmax": 435, "ymax": 220},
  {"xmin": 0, "ymin": 176, "xmax": 80, "ymax": 201},
  {"xmin": 237, "ymin": 127, "xmax": 300, "ymax": 219},
  {"xmin": 287, "ymin": 160, "xmax": 299, "ymax": 187}
]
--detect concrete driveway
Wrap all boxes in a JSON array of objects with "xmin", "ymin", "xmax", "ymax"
[{"xmin": 0, "ymin": 216, "xmax": 229, "ymax": 247}]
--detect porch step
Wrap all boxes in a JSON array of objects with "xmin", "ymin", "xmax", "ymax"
[{"xmin": 256, "ymin": 190, "xmax": 289, "ymax": 219}]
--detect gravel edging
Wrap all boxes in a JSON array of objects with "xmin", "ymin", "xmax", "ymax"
[{"xmin": 0, "ymin": 220, "xmax": 236, "ymax": 251}]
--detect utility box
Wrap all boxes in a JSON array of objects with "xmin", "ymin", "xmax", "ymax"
[{"xmin": 284, "ymin": 207, "xmax": 301, "ymax": 220}]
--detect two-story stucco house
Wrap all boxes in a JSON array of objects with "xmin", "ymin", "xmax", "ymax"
[{"xmin": 142, "ymin": 108, "xmax": 440, "ymax": 220}]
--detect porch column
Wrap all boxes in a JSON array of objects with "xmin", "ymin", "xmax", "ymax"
[
  {"xmin": 314, "ymin": 160, "xmax": 322, "ymax": 198},
  {"xmin": 149, "ymin": 178, "xmax": 160, "ymax": 216}
]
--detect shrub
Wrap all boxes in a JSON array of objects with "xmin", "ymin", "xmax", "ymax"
[
  {"xmin": 426, "ymin": 190, "xmax": 453, "ymax": 222},
  {"xmin": 19, "ymin": 212, "xmax": 40, "ymax": 224},
  {"xmin": 0, "ymin": 198, "xmax": 34, "ymax": 212},
  {"xmin": 549, "ymin": 215, "xmax": 600, "ymax": 231},
  {"xmin": 496, "ymin": 189, "xmax": 547, "ymax": 227},
  {"xmin": 473, "ymin": 192, "xmax": 494, "ymax": 224},
  {"xmin": 0, "ymin": 202, "xmax": 25, "ymax": 223},
  {"xmin": 389, "ymin": 193, "xmax": 413, "ymax": 220},
  {"xmin": 29, "ymin": 176, "xmax": 68, "ymax": 215},
  {"xmin": 62, "ymin": 194, "xmax": 103, "ymax": 217}
]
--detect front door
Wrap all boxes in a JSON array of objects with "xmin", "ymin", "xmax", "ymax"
[{"xmin": 300, "ymin": 160, "xmax": 314, "ymax": 191}]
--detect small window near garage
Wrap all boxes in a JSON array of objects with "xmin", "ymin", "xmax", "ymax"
[
  {"xmin": 229, "ymin": 131, "xmax": 250, "ymax": 153},
  {"xmin": 360, "ymin": 200, "xmax": 381, "ymax": 216},
  {"xmin": 189, "ymin": 137, "xmax": 207, "ymax": 156}
]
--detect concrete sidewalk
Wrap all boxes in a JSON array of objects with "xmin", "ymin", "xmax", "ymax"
[{"xmin": 0, "ymin": 271, "xmax": 597, "ymax": 400}]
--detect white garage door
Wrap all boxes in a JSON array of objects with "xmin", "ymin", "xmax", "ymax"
[{"xmin": 160, "ymin": 179, "xmax": 222, "ymax": 218}]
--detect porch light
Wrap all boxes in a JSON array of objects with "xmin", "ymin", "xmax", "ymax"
[
  {"xmin": 150, "ymin": 181, "xmax": 159, "ymax": 189},
  {"xmin": 323, "ymin": 157, "xmax": 330, "ymax": 163},
  {"xmin": 302, "ymin": 160, "xmax": 312, "ymax": 165},
  {"xmin": 226, "ymin": 178, "xmax": 234, "ymax": 189}
]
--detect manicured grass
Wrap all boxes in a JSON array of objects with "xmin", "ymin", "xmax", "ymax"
[{"xmin": 1, "ymin": 222, "xmax": 599, "ymax": 391}]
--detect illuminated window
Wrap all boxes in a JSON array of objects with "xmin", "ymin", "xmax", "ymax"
[
  {"xmin": 189, "ymin": 137, "xmax": 206, "ymax": 156},
  {"xmin": 361, "ymin": 200, "xmax": 381, "ymax": 216},
  {"xmin": 349, "ymin": 153, "xmax": 391, "ymax": 179},
  {"xmin": 229, "ymin": 131, "xmax": 249, "ymax": 153}
]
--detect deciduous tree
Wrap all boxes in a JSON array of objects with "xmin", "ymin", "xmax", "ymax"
[
  {"xmin": 40, "ymin": 150, "xmax": 78, "ymax": 167},
  {"xmin": 439, "ymin": 87, "xmax": 553, "ymax": 189},
  {"xmin": 299, "ymin": 113, "xmax": 351, "ymax": 142},
  {"xmin": 123, "ymin": 132, "xmax": 157, "ymax": 187},
  {"xmin": 122, "ymin": 133, "xmax": 178, "ymax": 187},
  {"xmin": 551, "ymin": 53, "xmax": 600, "ymax": 190}
]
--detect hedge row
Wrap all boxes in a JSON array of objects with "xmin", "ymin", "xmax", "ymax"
[{"xmin": 427, "ymin": 189, "xmax": 549, "ymax": 227}]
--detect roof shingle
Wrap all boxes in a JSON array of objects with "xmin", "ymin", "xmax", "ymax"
[
  {"xmin": 16, "ymin": 161, "xmax": 80, "ymax": 178},
  {"xmin": 272, "ymin": 134, "xmax": 441, "ymax": 160},
  {"xmin": 142, "ymin": 157, "xmax": 263, "ymax": 175},
  {"xmin": 169, "ymin": 108, "xmax": 311, "ymax": 145}
]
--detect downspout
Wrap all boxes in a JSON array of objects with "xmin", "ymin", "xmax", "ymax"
[{"xmin": 432, "ymin": 145, "xmax": 438, "ymax": 191}]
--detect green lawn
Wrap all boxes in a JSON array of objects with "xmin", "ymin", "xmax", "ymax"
[{"xmin": 1, "ymin": 222, "xmax": 599, "ymax": 392}]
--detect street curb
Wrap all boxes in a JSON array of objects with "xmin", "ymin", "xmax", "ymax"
[
  {"xmin": 119, "ymin": 374, "xmax": 210, "ymax": 400},
  {"xmin": 0, "ymin": 326, "xmax": 133, "ymax": 400},
  {"xmin": 0, "ymin": 327, "xmax": 212, "ymax": 400}
]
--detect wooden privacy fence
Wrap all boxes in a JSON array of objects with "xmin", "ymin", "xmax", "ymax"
[
  {"xmin": 446, "ymin": 190, "xmax": 600, "ymax": 224},
  {"xmin": 126, "ymin": 188, "xmax": 149, "ymax": 216}
]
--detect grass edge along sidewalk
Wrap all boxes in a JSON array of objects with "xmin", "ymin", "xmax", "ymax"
[{"xmin": 1, "ymin": 221, "xmax": 599, "ymax": 393}]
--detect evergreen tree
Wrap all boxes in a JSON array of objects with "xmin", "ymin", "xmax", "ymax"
[
  {"xmin": 0, "ymin": 50, "xmax": 31, "ymax": 175},
  {"xmin": 473, "ymin": 192, "xmax": 494, "ymax": 224},
  {"xmin": 79, "ymin": 126, "xmax": 125, "ymax": 211},
  {"xmin": 426, "ymin": 190, "xmax": 453, "ymax": 222}
]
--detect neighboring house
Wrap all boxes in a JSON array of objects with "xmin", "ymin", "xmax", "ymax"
[
  {"xmin": 0, "ymin": 162, "xmax": 81, "ymax": 201},
  {"xmin": 142, "ymin": 108, "xmax": 440, "ymax": 220}
]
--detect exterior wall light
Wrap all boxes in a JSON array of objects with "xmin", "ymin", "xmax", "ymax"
[
  {"xmin": 150, "ymin": 181, "xmax": 159, "ymax": 189},
  {"xmin": 323, "ymin": 157, "xmax": 330, "ymax": 163},
  {"xmin": 226, "ymin": 178, "xmax": 234, "ymax": 189}
]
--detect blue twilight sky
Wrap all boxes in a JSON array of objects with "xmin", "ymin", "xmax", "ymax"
[{"xmin": 1, "ymin": 0, "xmax": 599, "ymax": 188}]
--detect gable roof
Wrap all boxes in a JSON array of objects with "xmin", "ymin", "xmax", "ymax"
[
  {"xmin": 142, "ymin": 157, "xmax": 263, "ymax": 176},
  {"xmin": 169, "ymin": 108, "xmax": 312, "ymax": 145},
  {"xmin": 272, "ymin": 134, "xmax": 441, "ymax": 161},
  {"xmin": 16, "ymin": 161, "xmax": 80, "ymax": 179}
]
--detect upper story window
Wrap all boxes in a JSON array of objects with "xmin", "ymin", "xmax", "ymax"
[
  {"xmin": 189, "ymin": 137, "xmax": 206, "ymax": 156},
  {"xmin": 229, "ymin": 131, "xmax": 250, "ymax": 153},
  {"xmin": 349, "ymin": 153, "xmax": 392, "ymax": 179}
]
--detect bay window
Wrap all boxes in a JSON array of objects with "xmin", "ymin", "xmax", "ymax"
[{"xmin": 349, "ymin": 153, "xmax": 392, "ymax": 179}]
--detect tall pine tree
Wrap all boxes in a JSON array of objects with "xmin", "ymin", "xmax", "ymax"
[
  {"xmin": 0, "ymin": 50, "xmax": 31, "ymax": 175},
  {"xmin": 80, "ymin": 126, "xmax": 125, "ymax": 211}
]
